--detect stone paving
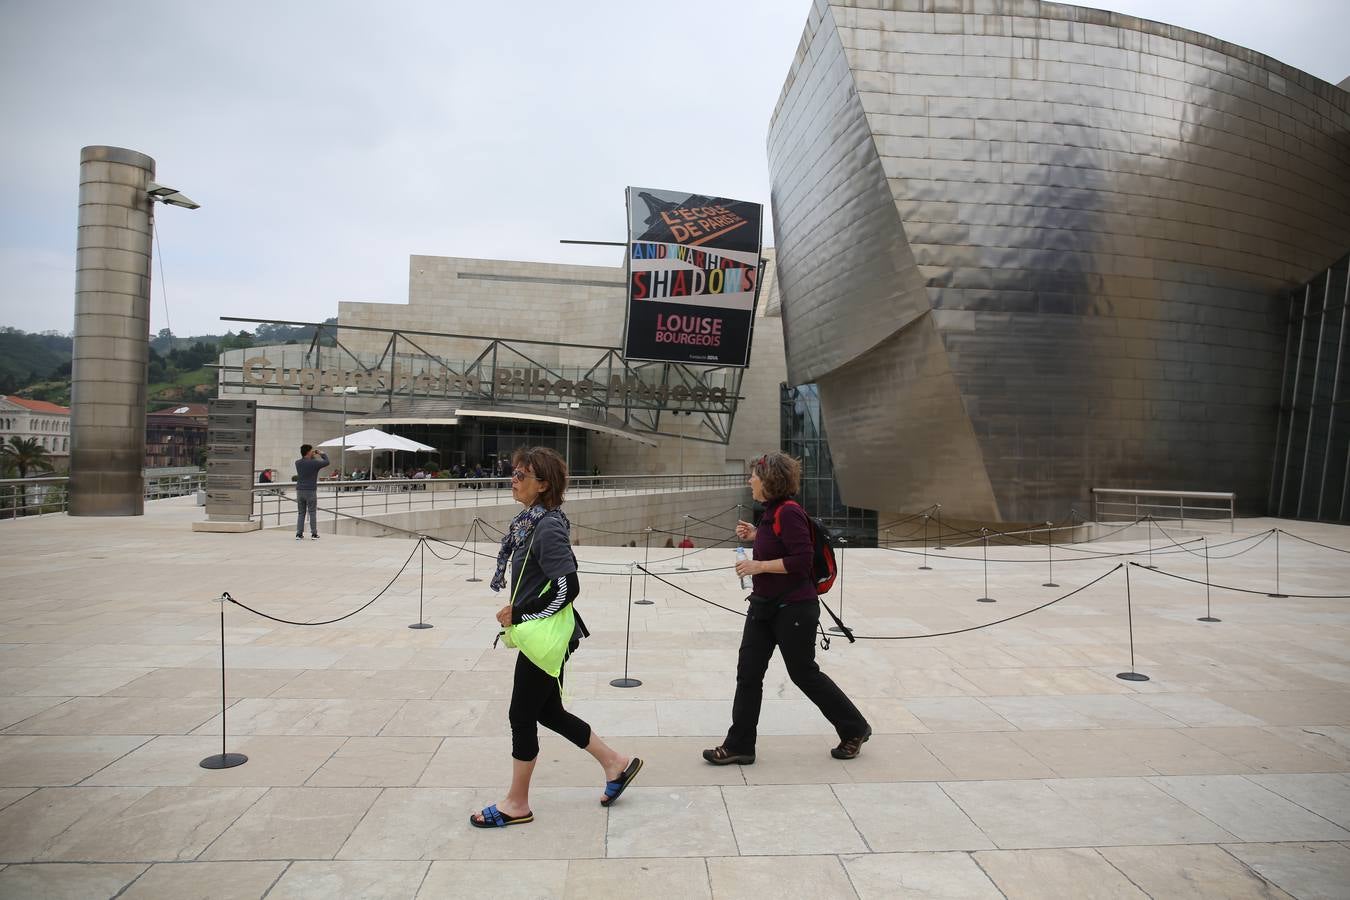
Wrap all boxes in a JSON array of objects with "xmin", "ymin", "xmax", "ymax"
[{"xmin": 0, "ymin": 498, "xmax": 1348, "ymax": 898}]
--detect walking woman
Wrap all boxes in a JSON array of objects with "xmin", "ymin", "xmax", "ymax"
[
  {"xmin": 704, "ymin": 451, "xmax": 871, "ymax": 765},
  {"xmin": 471, "ymin": 446, "xmax": 642, "ymax": 828}
]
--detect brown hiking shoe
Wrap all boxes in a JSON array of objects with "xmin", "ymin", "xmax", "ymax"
[
  {"xmin": 702, "ymin": 745, "xmax": 755, "ymax": 766},
  {"xmin": 831, "ymin": 727, "xmax": 872, "ymax": 759}
]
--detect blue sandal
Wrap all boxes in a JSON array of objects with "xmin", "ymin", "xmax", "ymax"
[
  {"xmin": 601, "ymin": 757, "xmax": 643, "ymax": 807},
  {"xmin": 469, "ymin": 804, "xmax": 533, "ymax": 828}
]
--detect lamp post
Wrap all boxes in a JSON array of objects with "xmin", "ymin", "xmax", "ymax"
[
  {"xmin": 339, "ymin": 386, "xmax": 359, "ymax": 486},
  {"xmin": 559, "ymin": 401, "xmax": 580, "ymax": 471}
]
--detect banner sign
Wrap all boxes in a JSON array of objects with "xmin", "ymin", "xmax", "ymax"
[{"xmin": 622, "ymin": 187, "xmax": 763, "ymax": 367}]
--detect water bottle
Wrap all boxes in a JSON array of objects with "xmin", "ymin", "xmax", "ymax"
[{"xmin": 735, "ymin": 547, "xmax": 749, "ymax": 590}]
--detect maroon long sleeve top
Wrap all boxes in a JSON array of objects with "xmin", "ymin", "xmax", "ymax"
[{"xmin": 751, "ymin": 498, "xmax": 817, "ymax": 604}]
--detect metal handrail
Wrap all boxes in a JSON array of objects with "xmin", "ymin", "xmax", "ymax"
[
  {"xmin": 1091, "ymin": 487, "xmax": 1236, "ymax": 533},
  {"xmin": 0, "ymin": 476, "xmax": 69, "ymax": 519},
  {"xmin": 2, "ymin": 473, "xmax": 209, "ymax": 519},
  {"xmin": 252, "ymin": 472, "xmax": 746, "ymax": 529}
]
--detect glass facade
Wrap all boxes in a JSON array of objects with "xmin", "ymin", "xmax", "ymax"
[
  {"xmin": 390, "ymin": 420, "xmax": 589, "ymax": 476},
  {"xmin": 1269, "ymin": 253, "xmax": 1350, "ymax": 524},
  {"xmin": 779, "ymin": 383, "xmax": 877, "ymax": 547}
]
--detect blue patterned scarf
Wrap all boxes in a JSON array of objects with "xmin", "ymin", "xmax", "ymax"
[{"xmin": 490, "ymin": 504, "xmax": 571, "ymax": 592}]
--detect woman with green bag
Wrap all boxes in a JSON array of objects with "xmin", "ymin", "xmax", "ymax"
[{"xmin": 470, "ymin": 446, "xmax": 642, "ymax": 828}]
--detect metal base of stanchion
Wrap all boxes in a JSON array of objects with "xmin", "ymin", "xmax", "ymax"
[
  {"xmin": 1043, "ymin": 582, "xmax": 1060, "ymax": 588},
  {"xmin": 676, "ymin": 567, "xmax": 689, "ymax": 572},
  {"xmin": 1143, "ymin": 565, "xmax": 1158, "ymax": 569},
  {"xmin": 199, "ymin": 752, "xmax": 248, "ymax": 770},
  {"xmin": 1267, "ymin": 593, "xmax": 1288, "ymax": 598},
  {"xmin": 828, "ymin": 625, "xmax": 845, "ymax": 633},
  {"xmin": 1198, "ymin": 616, "xmax": 1221, "ymax": 622},
  {"xmin": 466, "ymin": 577, "xmax": 482, "ymax": 583},
  {"xmin": 408, "ymin": 622, "xmax": 434, "ymax": 630},
  {"xmin": 609, "ymin": 677, "xmax": 642, "ymax": 688},
  {"xmin": 1116, "ymin": 671, "xmax": 1150, "ymax": 682},
  {"xmin": 634, "ymin": 599, "xmax": 654, "ymax": 605},
  {"xmin": 976, "ymin": 597, "xmax": 996, "ymax": 603},
  {"xmin": 918, "ymin": 565, "xmax": 932, "ymax": 571}
]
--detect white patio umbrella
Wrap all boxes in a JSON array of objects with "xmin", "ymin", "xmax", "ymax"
[{"xmin": 318, "ymin": 428, "xmax": 436, "ymax": 476}]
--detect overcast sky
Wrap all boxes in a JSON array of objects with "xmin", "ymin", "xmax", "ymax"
[{"xmin": 1, "ymin": 0, "xmax": 1344, "ymax": 338}]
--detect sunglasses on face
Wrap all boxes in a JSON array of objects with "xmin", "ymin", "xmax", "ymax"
[{"xmin": 511, "ymin": 468, "xmax": 532, "ymax": 482}]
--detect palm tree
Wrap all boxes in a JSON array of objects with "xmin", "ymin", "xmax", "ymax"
[
  {"xmin": 1, "ymin": 436, "xmax": 53, "ymax": 479},
  {"xmin": 1, "ymin": 437, "xmax": 55, "ymax": 517}
]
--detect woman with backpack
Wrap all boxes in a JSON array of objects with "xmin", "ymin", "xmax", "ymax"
[
  {"xmin": 470, "ymin": 446, "xmax": 642, "ymax": 828},
  {"xmin": 703, "ymin": 451, "xmax": 871, "ymax": 766}
]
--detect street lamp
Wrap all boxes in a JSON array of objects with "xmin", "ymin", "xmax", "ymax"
[
  {"xmin": 559, "ymin": 401, "xmax": 580, "ymax": 471},
  {"xmin": 339, "ymin": 386, "xmax": 359, "ymax": 484}
]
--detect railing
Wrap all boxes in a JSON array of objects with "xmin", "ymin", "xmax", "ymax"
[
  {"xmin": 146, "ymin": 472, "xmax": 207, "ymax": 500},
  {"xmin": 1091, "ymin": 488, "xmax": 1236, "ymax": 533},
  {"xmin": 251, "ymin": 472, "xmax": 746, "ymax": 528},
  {"xmin": 0, "ymin": 477, "xmax": 70, "ymax": 518},
  {"xmin": 1, "ymin": 472, "xmax": 208, "ymax": 518}
]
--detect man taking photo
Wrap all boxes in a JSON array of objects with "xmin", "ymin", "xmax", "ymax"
[{"xmin": 294, "ymin": 444, "xmax": 329, "ymax": 541}]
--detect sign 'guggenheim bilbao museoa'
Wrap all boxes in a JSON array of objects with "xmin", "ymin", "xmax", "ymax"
[{"xmin": 622, "ymin": 187, "xmax": 763, "ymax": 368}]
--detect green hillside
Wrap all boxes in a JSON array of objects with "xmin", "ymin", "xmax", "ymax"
[
  {"xmin": 0, "ymin": 329, "xmax": 71, "ymax": 394},
  {"xmin": 3, "ymin": 319, "xmax": 337, "ymax": 408}
]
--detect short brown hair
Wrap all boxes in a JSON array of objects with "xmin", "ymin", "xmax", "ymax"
[
  {"xmin": 751, "ymin": 451, "xmax": 801, "ymax": 501},
  {"xmin": 511, "ymin": 446, "xmax": 568, "ymax": 509}
]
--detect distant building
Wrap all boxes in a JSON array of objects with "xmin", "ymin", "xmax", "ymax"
[
  {"xmin": 145, "ymin": 403, "xmax": 208, "ymax": 468},
  {"xmin": 0, "ymin": 396, "xmax": 71, "ymax": 463}
]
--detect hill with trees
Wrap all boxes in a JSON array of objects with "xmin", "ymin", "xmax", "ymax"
[{"xmin": 2, "ymin": 318, "xmax": 337, "ymax": 409}]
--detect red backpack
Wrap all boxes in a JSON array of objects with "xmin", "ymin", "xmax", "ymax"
[{"xmin": 771, "ymin": 500, "xmax": 838, "ymax": 595}]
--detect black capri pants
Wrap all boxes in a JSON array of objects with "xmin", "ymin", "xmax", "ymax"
[{"xmin": 508, "ymin": 652, "xmax": 591, "ymax": 761}]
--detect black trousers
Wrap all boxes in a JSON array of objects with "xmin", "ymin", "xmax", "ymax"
[
  {"xmin": 725, "ymin": 599, "xmax": 869, "ymax": 753},
  {"xmin": 508, "ymin": 651, "xmax": 591, "ymax": 762}
]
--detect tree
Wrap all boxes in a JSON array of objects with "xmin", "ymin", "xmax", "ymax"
[{"xmin": 1, "ymin": 436, "xmax": 54, "ymax": 479}]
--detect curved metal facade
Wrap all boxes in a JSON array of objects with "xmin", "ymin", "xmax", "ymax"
[{"xmin": 768, "ymin": 0, "xmax": 1350, "ymax": 522}]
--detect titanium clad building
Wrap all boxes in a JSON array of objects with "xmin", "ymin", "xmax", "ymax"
[{"xmin": 768, "ymin": 0, "xmax": 1350, "ymax": 524}]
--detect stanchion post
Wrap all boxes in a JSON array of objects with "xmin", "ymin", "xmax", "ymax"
[
  {"xmin": 829, "ymin": 536, "xmax": 847, "ymax": 633},
  {"xmin": 677, "ymin": 515, "xmax": 690, "ymax": 571},
  {"xmin": 1043, "ymin": 521, "xmax": 1059, "ymax": 588},
  {"xmin": 635, "ymin": 526, "xmax": 654, "ymax": 605},
  {"xmin": 1117, "ymin": 564, "xmax": 1150, "ymax": 681},
  {"xmin": 935, "ymin": 504, "xmax": 947, "ymax": 550},
  {"xmin": 1268, "ymin": 528, "xmax": 1288, "ymax": 598},
  {"xmin": 200, "ymin": 593, "xmax": 248, "ymax": 770},
  {"xmin": 409, "ymin": 537, "xmax": 433, "ymax": 629},
  {"xmin": 1144, "ymin": 516, "xmax": 1157, "ymax": 568},
  {"xmin": 918, "ymin": 515, "xmax": 932, "ymax": 570},
  {"xmin": 977, "ymin": 528, "xmax": 995, "ymax": 602},
  {"xmin": 1198, "ymin": 536, "xmax": 1220, "ymax": 622},
  {"xmin": 610, "ymin": 564, "xmax": 642, "ymax": 688},
  {"xmin": 466, "ymin": 518, "xmax": 483, "ymax": 583}
]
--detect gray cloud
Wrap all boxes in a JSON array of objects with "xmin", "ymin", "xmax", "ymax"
[{"xmin": 1, "ymin": 0, "xmax": 1343, "ymax": 336}]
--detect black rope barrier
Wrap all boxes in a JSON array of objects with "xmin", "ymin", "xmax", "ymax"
[
  {"xmin": 1277, "ymin": 528, "xmax": 1350, "ymax": 554},
  {"xmin": 224, "ymin": 538, "xmax": 423, "ymax": 625},
  {"xmin": 635, "ymin": 562, "xmax": 1127, "ymax": 641},
  {"xmin": 1150, "ymin": 521, "xmax": 1277, "ymax": 560},
  {"xmin": 1127, "ymin": 561, "xmax": 1350, "ymax": 598}
]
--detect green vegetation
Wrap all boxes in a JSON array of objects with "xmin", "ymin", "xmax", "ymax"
[
  {"xmin": 0, "ymin": 328, "xmax": 71, "ymax": 395},
  {"xmin": 1, "ymin": 436, "xmax": 54, "ymax": 478},
  {"xmin": 1, "ymin": 319, "xmax": 336, "ymax": 410}
]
